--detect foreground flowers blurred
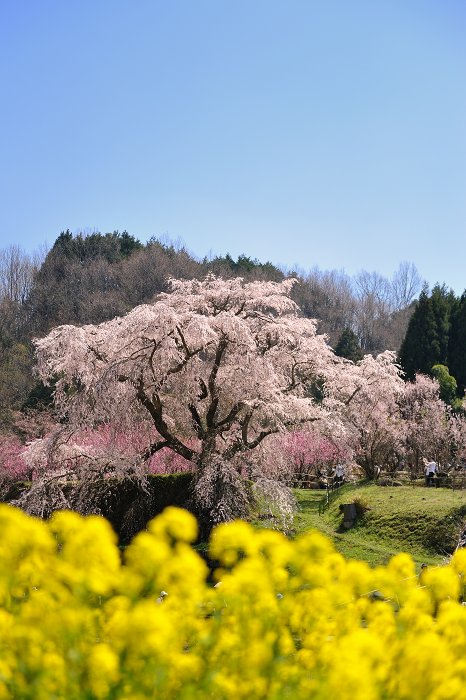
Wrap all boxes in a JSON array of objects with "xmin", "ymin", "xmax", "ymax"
[{"xmin": 1, "ymin": 504, "xmax": 466, "ymax": 699}]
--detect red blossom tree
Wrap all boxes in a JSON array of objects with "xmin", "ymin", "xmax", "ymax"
[{"xmin": 0, "ymin": 434, "xmax": 30, "ymax": 481}]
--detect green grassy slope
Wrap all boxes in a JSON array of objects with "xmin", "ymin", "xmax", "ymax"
[{"xmin": 293, "ymin": 482, "xmax": 466, "ymax": 568}]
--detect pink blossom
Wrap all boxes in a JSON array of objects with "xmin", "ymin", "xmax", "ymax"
[{"xmin": 0, "ymin": 434, "xmax": 31, "ymax": 480}]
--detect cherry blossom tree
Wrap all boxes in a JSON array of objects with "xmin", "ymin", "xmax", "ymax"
[
  {"xmin": 28, "ymin": 275, "xmax": 348, "ymax": 526},
  {"xmin": 338, "ymin": 351, "xmax": 405, "ymax": 478},
  {"xmin": 399, "ymin": 374, "xmax": 466, "ymax": 476},
  {"xmin": 258, "ymin": 428, "xmax": 351, "ymax": 486}
]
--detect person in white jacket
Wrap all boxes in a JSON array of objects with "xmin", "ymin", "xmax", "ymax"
[
  {"xmin": 333, "ymin": 463, "xmax": 345, "ymax": 487},
  {"xmin": 423, "ymin": 458, "xmax": 437, "ymax": 487}
]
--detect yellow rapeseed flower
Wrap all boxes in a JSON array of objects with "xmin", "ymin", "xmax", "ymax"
[{"xmin": 0, "ymin": 504, "xmax": 466, "ymax": 699}]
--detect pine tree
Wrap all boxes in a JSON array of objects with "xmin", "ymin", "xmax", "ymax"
[
  {"xmin": 430, "ymin": 284, "xmax": 456, "ymax": 364},
  {"xmin": 398, "ymin": 285, "xmax": 455, "ymax": 379},
  {"xmin": 448, "ymin": 291, "xmax": 466, "ymax": 393},
  {"xmin": 334, "ymin": 328, "xmax": 364, "ymax": 362}
]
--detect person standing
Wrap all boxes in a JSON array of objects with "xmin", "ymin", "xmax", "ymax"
[
  {"xmin": 423, "ymin": 458, "xmax": 437, "ymax": 487},
  {"xmin": 333, "ymin": 463, "xmax": 345, "ymax": 487}
]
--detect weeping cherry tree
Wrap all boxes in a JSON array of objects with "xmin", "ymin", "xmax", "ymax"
[{"xmin": 30, "ymin": 275, "xmax": 348, "ymax": 526}]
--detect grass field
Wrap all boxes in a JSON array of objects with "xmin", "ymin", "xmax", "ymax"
[{"xmin": 292, "ymin": 481, "xmax": 466, "ymax": 568}]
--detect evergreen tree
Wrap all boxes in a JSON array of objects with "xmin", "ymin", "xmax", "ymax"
[
  {"xmin": 118, "ymin": 230, "xmax": 144, "ymax": 257},
  {"xmin": 399, "ymin": 287, "xmax": 433, "ymax": 378},
  {"xmin": 430, "ymin": 283, "xmax": 456, "ymax": 363},
  {"xmin": 334, "ymin": 328, "xmax": 364, "ymax": 362},
  {"xmin": 398, "ymin": 285, "xmax": 455, "ymax": 379},
  {"xmin": 448, "ymin": 291, "xmax": 466, "ymax": 394},
  {"xmin": 49, "ymin": 230, "xmax": 143, "ymax": 263}
]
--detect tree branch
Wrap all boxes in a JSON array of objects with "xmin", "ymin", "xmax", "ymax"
[
  {"xmin": 343, "ymin": 385, "xmax": 362, "ymax": 406},
  {"xmin": 215, "ymin": 401, "xmax": 243, "ymax": 430},
  {"xmin": 198, "ymin": 379, "xmax": 208, "ymax": 400},
  {"xmin": 134, "ymin": 375, "xmax": 194, "ymax": 462},
  {"xmin": 141, "ymin": 440, "xmax": 170, "ymax": 461},
  {"xmin": 189, "ymin": 403, "xmax": 205, "ymax": 438},
  {"xmin": 205, "ymin": 336, "xmax": 228, "ymax": 428}
]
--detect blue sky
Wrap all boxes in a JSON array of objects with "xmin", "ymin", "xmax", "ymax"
[{"xmin": 1, "ymin": 1, "xmax": 465, "ymax": 293}]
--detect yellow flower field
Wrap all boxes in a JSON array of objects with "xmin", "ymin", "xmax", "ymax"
[{"xmin": 1, "ymin": 503, "xmax": 466, "ymax": 699}]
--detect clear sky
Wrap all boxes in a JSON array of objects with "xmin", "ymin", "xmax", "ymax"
[{"xmin": 1, "ymin": 1, "xmax": 465, "ymax": 293}]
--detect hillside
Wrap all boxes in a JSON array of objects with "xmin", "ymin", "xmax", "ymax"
[
  {"xmin": 1, "ymin": 233, "xmax": 418, "ymax": 425},
  {"xmin": 293, "ymin": 483, "xmax": 466, "ymax": 568}
]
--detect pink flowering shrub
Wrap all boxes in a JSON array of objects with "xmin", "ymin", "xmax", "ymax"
[
  {"xmin": 0, "ymin": 434, "xmax": 31, "ymax": 480},
  {"xmin": 20, "ymin": 421, "xmax": 195, "ymax": 481},
  {"xmin": 75, "ymin": 424, "xmax": 194, "ymax": 474},
  {"xmin": 147, "ymin": 447, "xmax": 194, "ymax": 474},
  {"xmin": 259, "ymin": 429, "xmax": 351, "ymax": 485}
]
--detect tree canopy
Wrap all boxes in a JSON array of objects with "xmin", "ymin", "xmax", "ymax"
[
  {"xmin": 448, "ymin": 292, "xmax": 466, "ymax": 394},
  {"xmin": 32, "ymin": 275, "xmax": 352, "ymax": 524},
  {"xmin": 9, "ymin": 273, "xmax": 466, "ymax": 527},
  {"xmin": 398, "ymin": 284, "xmax": 456, "ymax": 380},
  {"xmin": 334, "ymin": 328, "xmax": 364, "ymax": 363}
]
